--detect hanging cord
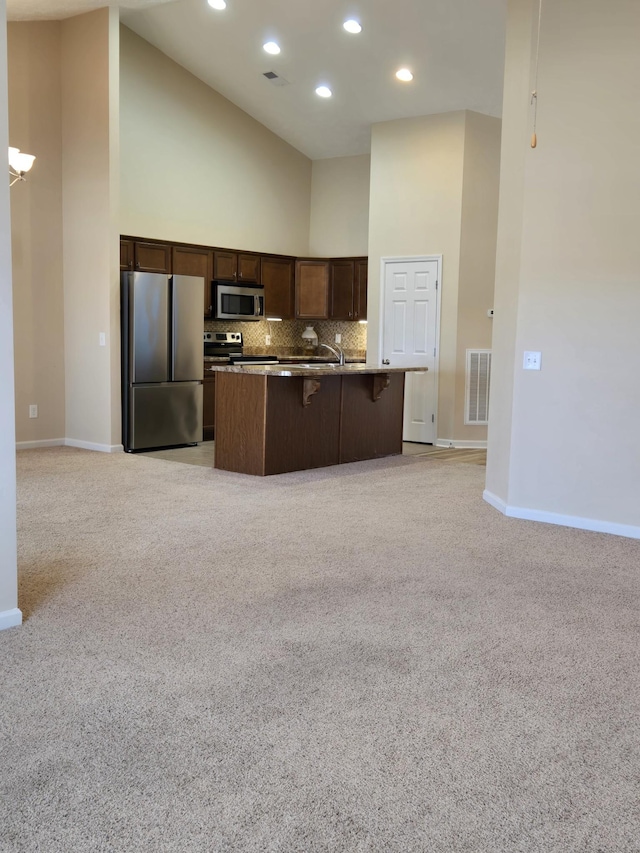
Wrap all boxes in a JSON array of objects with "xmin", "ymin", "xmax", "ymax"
[{"xmin": 531, "ymin": 0, "xmax": 543, "ymax": 148}]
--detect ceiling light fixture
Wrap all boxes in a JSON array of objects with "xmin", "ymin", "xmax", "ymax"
[
  {"xmin": 263, "ymin": 41, "xmax": 281, "ymax": 55},
  {"xmin": 8, "ymin": 147, "xmax": 36, "ymax": 187},
  {"xmin": 343, "ymin": 19, "xmax": 362, "ymax": 34},
  {"xmin": 315, "ymin": 86, "xmax": 332, "ymax": 98},
  {"xmin": 396, "ymin": 68, "xmax": 414, "ymax": 82},
  {"xmin": 207, "ymin": 0, "xmax": 226, "ymax": 10}
]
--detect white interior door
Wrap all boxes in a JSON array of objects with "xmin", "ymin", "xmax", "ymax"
[{"xmin": 382, "ymin": 258, "xmax": 439, "ymax": 443}]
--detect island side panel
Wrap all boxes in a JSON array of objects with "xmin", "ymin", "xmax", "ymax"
[
  {"xmin": 339, "ymin": 373, "xmax": 405, "ymax": 463},
  {"xmin": 264, "ymin": 376, "xmax": 342, "ymax": 475},
  {"xmin": 215, "ymin": 372, "xmax": 267, "ymax": 475}
]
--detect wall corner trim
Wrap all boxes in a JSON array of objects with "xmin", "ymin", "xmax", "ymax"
[
  {"xmin": 0, "ymin": 608, "xmax": 23, "ymax": 631},
  {"xmin": 483, "ymin": 490, "xmax": 640, "ymax": 541}
]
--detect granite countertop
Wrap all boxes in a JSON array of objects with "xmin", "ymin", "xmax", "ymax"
[
  {"xmin": 204, "ymin": 355, "xmax": 366, "ymax": 364},
  {"xmin": 206, "ymin": 363, "xmax": 427, "ymax": 377}
]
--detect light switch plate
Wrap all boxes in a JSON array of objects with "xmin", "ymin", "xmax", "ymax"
[
  {"xmin": 335, "ymin": 333, "xmax": 341, "ymax": 344},
  {"xmin": 523, "ymin": 351, "xmax": 542, "ymax": 370}
]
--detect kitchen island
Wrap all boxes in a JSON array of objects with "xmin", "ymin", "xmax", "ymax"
[{"xmin": 208, "ymin": 363, "xmax": 426, "ymax": 476}]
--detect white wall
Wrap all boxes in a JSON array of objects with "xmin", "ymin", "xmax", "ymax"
[
  {"xmin": 309, "ymin": 154, "xmax": 370, "ymax": 257},
  {"xmin": 486, "ymin": 0, "xmax": 640, "ymax": 535},
  {"xmin": 119, "ymin": 26, "xmax": 312, "ymax": 257},
  {"xmin": 0, "ymin": 0, "xmax": 21, "ymax": 630}
]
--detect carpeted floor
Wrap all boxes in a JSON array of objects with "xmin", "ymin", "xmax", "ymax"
[{"xmin": 2, "ymin": 447, "xmax": 640, "ymax": 851}]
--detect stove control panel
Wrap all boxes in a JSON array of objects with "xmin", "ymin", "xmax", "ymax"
[{"xmin": 204, "ymin": 331, "xmax": 242, "ymax": 345}]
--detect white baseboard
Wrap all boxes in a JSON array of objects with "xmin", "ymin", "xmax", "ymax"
[
  {"xmin": 16, "ymin": 438, "xmax": 123, "ymax": 453},
  {"xmin": 64, "ymin": 439, "xmax": 124, "ymax": 454},
  {"xmin": 0, "ymin": 608, "xmax": 22, "ymax": 631},
  {"xmin": 483, "ymin": 490, "xmax": 640, "ymax": 541},
  {"xmin": 436, "ymin": 439, "xmax": 487, "ymax": 449},
  {"xmin": 16, "ymin": 438, "xmax": 65, "ymax": 450}
]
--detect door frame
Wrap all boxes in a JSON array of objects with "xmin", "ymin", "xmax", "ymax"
[{"xmin": 378, "ymin": 255, "xmax": 443, "ymax": 443}]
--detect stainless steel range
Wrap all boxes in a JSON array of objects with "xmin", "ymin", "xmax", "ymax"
[{"xmin": 203, "ymin": 331, "xmax": 279, "ymax": 365}]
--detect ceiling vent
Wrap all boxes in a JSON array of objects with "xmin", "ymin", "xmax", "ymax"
[{"xmin": 263, "ymin": 71, "xmax": 290, "ymax": 87}]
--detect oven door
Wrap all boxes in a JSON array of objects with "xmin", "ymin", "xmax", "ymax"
[{"xmin": 215, "ymin": 283, "xmax": 265, "ymax": 321}]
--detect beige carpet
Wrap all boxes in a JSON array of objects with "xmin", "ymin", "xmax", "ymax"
[{"xmin": 2, "ymin": 447, "xmax": 640, "ymax": 851}]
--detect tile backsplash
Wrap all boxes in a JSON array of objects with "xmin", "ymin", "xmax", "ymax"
[{"xmin": 204, "ymin": 318, "xmax": 367, "ymax": 356}]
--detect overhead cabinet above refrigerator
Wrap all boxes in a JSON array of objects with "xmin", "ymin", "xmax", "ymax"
[{"xmin": 121, "ymin": 271, "xmax": 204, "ymax": 452}]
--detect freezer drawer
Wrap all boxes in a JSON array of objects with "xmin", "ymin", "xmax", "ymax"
[{"xmin": 127, "ymin": 382, "xmax": 203, "ymax": 451}]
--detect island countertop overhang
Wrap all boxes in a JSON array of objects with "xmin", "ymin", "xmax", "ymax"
[{"xmin": 206, "ymin": 363, "xmax": 427, "ymax": 377}]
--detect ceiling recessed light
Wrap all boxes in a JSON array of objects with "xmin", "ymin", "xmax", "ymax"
[
  {"xmin": 315, "ymin": 86, "xmax": 332, "ymax": 98},
  {"xmin": 396, "ymin": 68, "xmax": 414, "ymax": 82},
  {"xmin": 207, "ymin": 0, "xmax": 226, "ymax": 9},
  {"xmin": 263, "ymin": 41, "xmax": 281, "ymax": 55},
  {"xmin": 343, "ymin": 19, "xmax": 362, "ymax": 34}
]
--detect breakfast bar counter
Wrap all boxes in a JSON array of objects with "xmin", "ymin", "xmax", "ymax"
[{"xmin": 207, "ymin": 363, "xmax": 426, "ymax": 476}]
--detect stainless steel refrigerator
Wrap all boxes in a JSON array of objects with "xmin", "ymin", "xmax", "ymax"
[{"xmin": 121, "ymin": 271, "xmax": 203, "ymax": 452}]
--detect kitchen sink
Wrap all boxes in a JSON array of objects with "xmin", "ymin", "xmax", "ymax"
[{"xmin": 294, "ymin": 363, "xmax": 338, "ymax": 369}]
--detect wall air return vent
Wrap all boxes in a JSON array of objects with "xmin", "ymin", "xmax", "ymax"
[
  {"xmin": 465, "ymin": 349, "xmax": 492, "ymax": 425},
  {"xmin": 263, "ymin": 71, "xmax": 290, "ymax": 87}
]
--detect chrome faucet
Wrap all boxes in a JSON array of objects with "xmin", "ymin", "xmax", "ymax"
[{"xmin": 319, "ymin": 342, "xmax": 345, "ymax": 366}]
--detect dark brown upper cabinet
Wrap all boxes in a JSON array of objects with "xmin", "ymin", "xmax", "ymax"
[
  {"xmin": 261, "ymin": 256, "xmax": 294, "ymax": 319},
  {"xmin": 134, "ymin": 241, "xmax": 172, "ymax": 274},
  {"xmin": 172, "ymin": 245, "xmax": 214, "ymax": 318},
  {"xmin": 213, "ymin": 251, "xmax": 261, "ymax": 283},
  {"xmin": 120, "ymin": 239, "xmax": 134, "ymax": 271},
  {"xmin": 329, "ymin": 257, "xmax": 368, "ymax": 321},
  {"xmin": 295, "ymin": 260, "xmax": 330, "ymax": 320},
  {"xmin": 354, "ymin": 258, "xmax": 368, "ymax": 321}
]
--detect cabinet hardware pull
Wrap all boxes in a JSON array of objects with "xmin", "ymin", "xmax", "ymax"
[{"xmin": 382, "ymin": 358, "xmax": 390, "ymax": 365}]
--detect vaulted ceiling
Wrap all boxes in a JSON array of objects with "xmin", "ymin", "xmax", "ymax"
[{"xmin": 7, "ymin": 0, "xmax": 507, "ymax": 160}]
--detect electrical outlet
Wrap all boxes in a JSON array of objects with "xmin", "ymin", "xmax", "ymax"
[
  {"xmin": 29, "ymin": 404, "xmax": 38, "ymax": 418},
  {"xmin": 335, "ymin": 333, "xmax": 341, "ymax": 344},
  {"xmin": 265, "ymin": 334, "xmax": 271, "ymax": 346},
  {"xmin": 523, "ymin": 351, "xmax": 542, "ymax": 370}
]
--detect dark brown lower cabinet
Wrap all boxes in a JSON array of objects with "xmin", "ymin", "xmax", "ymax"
[
  {"xmin": 214, "ymin": 371, "xmax": 405, "ymax": 475},
  {"xmin": 203, "ymin": 372, "xmax": 215, "ymax": 440}
]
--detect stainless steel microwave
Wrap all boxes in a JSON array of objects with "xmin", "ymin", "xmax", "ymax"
[{"xmin": 214, "ymin": 281, "xmax": 265, "ymax": 321}]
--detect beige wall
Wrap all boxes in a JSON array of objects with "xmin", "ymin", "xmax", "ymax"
[
  {"xmin": 309, "ymin": 155, "xmax": 370, "ymax": 257},
  {"xmin": 1, "ymin": 0, "xmax": 20, "ymax": 627},
  {"xmin": 486, "ymin": 0, "xmax": 640, "ymax": 531},
  {"xmin": 368, "ymin": 111, "xmax": 501, "ymax": 443},
  {"xmin": 120, "ymin": 26, "xmax": 312, "ymax": 257},
  {"xmin": 455, "ymin": 112, "xmax": 502, "ymax": 440},
  {"xmin": 8, "ymin": 22, "xmax": 65, "ymax": 445},
  {"xmin": 61, "ymin": 8, "xmax": 120, "ymax": 449}
]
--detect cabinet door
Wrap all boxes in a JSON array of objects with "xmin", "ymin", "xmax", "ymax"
[
  {"xmin": 355, "ymin": 258, "xmax": 368, "ymax": 321},
  {"xmin": 213, "ymin": 251, "xmax": 237, "ymax": 280},
  {"xmin": 134, "ymin": 241, "xmax": 172, "ymax": 273},
  {"xmin": 261, "ymin": 256, "xmax": 294, "ymax": 319},
  {"xmin": 330, "ymin": 260, "xmax": 355, "ymax": 320},
  {"xmin": 203, "ymin": 372, "xmax": 216, "ymax": 441},
  {"xmin": 238, "ymin": 254, "xmax": 261, "ymax": 283},
  {"xmin": 172, "ymin": 245, "xmax": 214, "ymax": 317},
  {"xmin": 120, "ymin": 239, "xmax": 134, "ymax": 271},
  {"xmin": 295, "ymin": 260, "xmax": 330, "ymax": 319}
]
